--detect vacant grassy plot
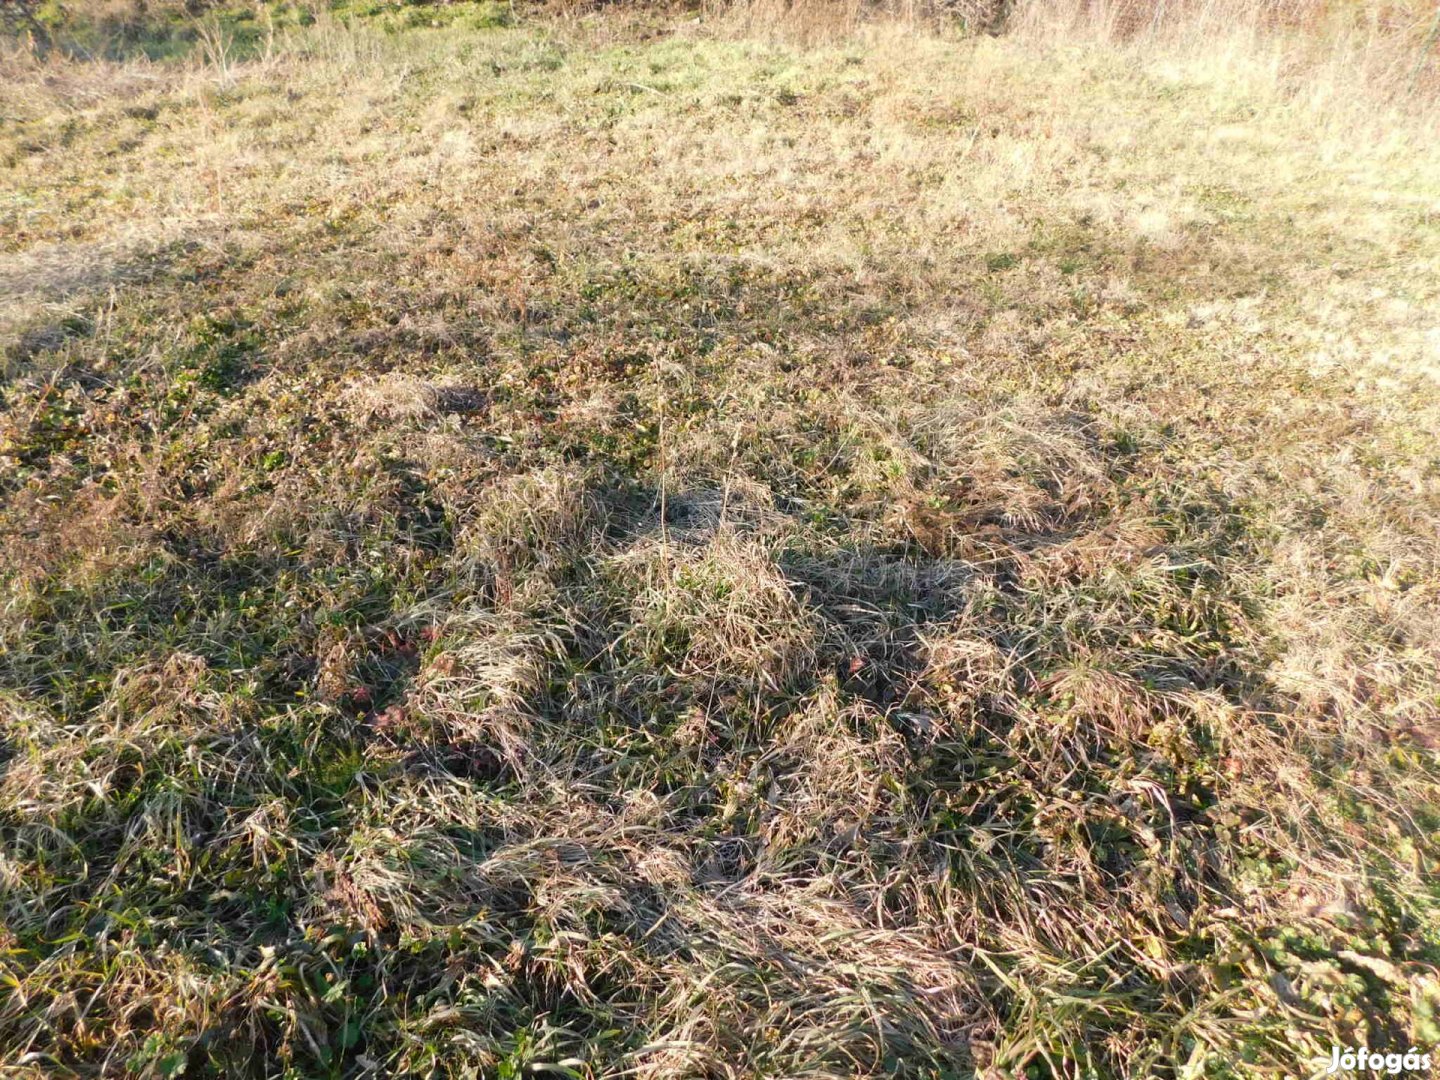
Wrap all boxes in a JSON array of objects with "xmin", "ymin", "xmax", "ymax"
[{"xmin": 2, "ymin": 3, "xmax": 1440, "ymax": 1076}]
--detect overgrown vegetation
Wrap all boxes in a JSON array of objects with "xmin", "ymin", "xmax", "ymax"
[{"xmin": 3, "ymin": 1, "xmax": 1440, "ymax": 1076}]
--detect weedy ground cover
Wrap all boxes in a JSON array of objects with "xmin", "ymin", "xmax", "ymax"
[{"xmin": 2, "ymin": 2, "xmax": 1440, "ymax": 1076}]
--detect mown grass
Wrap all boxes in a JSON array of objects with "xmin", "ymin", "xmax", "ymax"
[{"xmin": 2, "ymin": 3, "xmax": 1440, "ymax": 1077}]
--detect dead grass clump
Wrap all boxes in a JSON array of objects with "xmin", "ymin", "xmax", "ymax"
[
  {"xmin": 405, "ymin": 617, "xmax": 562, "ymax": 779},
  {"xmin": 458, "ymin": 465, "xmax": 611, "ymax": 582},
  {"xmin": 342, "ymin": 371, "xmax": 489, "ymax": 424},
  {"xmin": 1, "ymin": 654, "xmax": 234, "ymax": 823},
  {"xmin": 609, "ymin": 531, "xmax": 819, "ymax": 693},
  {"xmin": 752, "ymin": 682, "xmax": 910, "ymax": 861}
]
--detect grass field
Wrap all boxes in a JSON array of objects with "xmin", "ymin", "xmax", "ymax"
[{"xmin": 3, "ymin": 1, "xmax": 1440, "ymax": 1076}]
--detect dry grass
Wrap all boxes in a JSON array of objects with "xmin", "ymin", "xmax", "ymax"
[{"xmin": 2, "ymin": 1, "xmax": 1440, "ymax": 1076}]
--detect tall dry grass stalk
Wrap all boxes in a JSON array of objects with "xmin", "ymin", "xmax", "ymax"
[
  {"xmin": 713, "ymin": 0, "xmax": 1440, "ymax": 108},
  {"xmin": 704, "ymin": 0, "xmax": 867, "ymax": 42},
  {"xmin": 709, "ymin": 0, "xmax": 1018, "ymax": 41},
  {"xmin": 1013, "ymin": 0, "xmax": 1440, "ymax": 108}
]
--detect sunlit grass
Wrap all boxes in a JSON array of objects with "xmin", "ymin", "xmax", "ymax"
[{"xmin": 2, "ymin": 3, "xmax": 1439, "ymax": 1076}]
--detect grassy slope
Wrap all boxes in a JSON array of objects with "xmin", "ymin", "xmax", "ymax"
[{"xmin": 2, "ymin": 5, "xmax": 1440, "ymax": 1077}]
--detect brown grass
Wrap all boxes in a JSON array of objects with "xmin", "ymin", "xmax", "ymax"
[{"xmin": 1, "ymin": 0, "xmax": 1439, "ymax": 1076}]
